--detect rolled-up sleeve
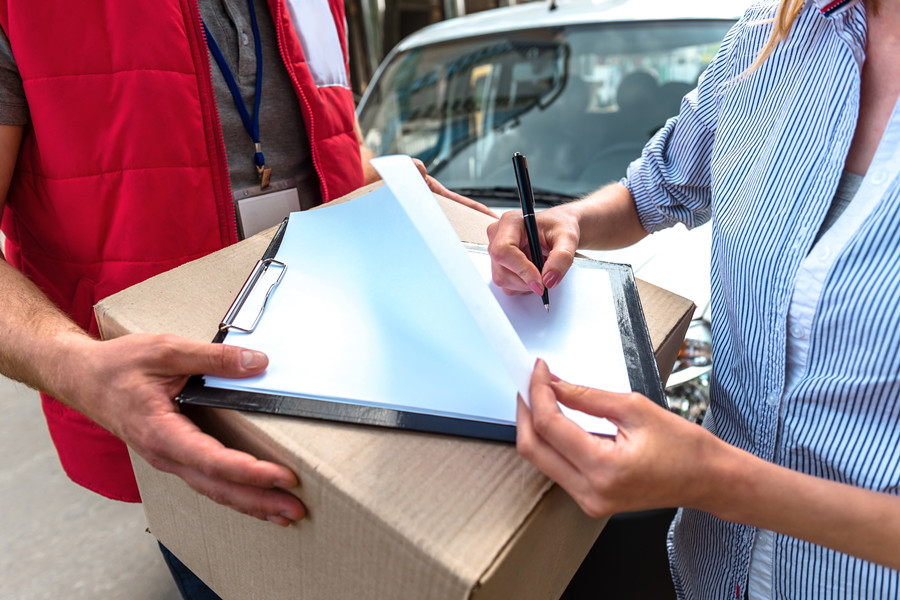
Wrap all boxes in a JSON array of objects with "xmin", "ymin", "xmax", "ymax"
[{"xmin": 624, "ymin": 18, "xmax": 744, "ymax": 233}]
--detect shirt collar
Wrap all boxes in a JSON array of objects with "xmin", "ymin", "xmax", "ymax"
[{"xmin": 814, "ymin": 0, "xmax": 861, "ymax": 17}]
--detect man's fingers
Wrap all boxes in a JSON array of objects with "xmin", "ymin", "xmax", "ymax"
[
  {"xmin": 412, "ymin": 157, "xmax": 428, "ymax": 179},
  {"xmin": 169, "ymin": 462, "xmax": 306, "ymax": 525},
  {"xmin": 136, "ymin": 413, "xmax": 304, "ymax": 522},
  {"xmin": 425, "ymin": 175, "xmax": 498, "ymax": 218},
  {"xmin": 145, "ymin": 413, "xmax": 295, "ymax": 488}
]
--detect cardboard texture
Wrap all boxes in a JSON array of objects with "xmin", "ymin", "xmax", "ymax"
[{"xmin": 95, "ymin": 183, "xmax": 694, "ymax": 600}]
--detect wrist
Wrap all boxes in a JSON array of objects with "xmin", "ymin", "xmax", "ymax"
[
  {"xmin": 689, "ymin": 434, "xmax": 764, "ymax": 523},
  {"xmin": 42, "ymin": 329, "xmax": 99, "ymax": 408}
]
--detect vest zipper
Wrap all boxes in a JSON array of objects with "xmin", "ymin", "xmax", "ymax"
[
  {"xmin": 271, "ymin": 0, "xmax": 330, "ymax": 203},
  {"xmin": 192, "ymin": 0, "xmax": 240, "ymax": 243}
]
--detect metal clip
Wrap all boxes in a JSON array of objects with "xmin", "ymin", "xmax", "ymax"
[{"xmin": 219, "ymin": 258, "xmax": 287, "ymax": 333}]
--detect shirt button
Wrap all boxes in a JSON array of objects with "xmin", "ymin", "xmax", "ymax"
[
  {"xmin": 241, "ymin": 31, "xmax": 250, "ymax": 45},
  {"xmin": 871, "ymin": 169, "xmax": 887, "ymax": 185},
  {"xmin": 790, "ymin": 325, "xmax": 807, "ymax": 339},
  {"xmin": 766, "ymin": 392, "xmax": 779, "ymax": 406},
  {"xmin": 818, "ymin": 245, "xmax": 831, "ymax": 261}
]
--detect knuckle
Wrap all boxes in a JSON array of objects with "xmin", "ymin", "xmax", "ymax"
[
  {"xmin": 625, "ymin": 392, "xmax": 643, "ymax": 406},
  {"xmin": 134, "ymin": 429, "xmax": 165, "ymax": 458},
  {"xmin": 144, "ymin": 454, "xmax": 171, "ymax": 473},
  {"xmin": 209, "ymin": 344, "xmax": 235, "ymax": 373},
  {"xmin": 147, "ymin": 334, "xmax": 180, "ymax": 364},
  {"xmin": 205, "ymin": 489, "xmax": 230, "ymax": 507},
  {"xmin": 199, "ymin": 460, "xmax": 223, "ymax": 481},
  {"xmin": 579, "ymin": 496, "xmax": 606, "ymax": 519},
  {"xmin": 532, "ymin": 413, "xmax": 556, "ymax": 437},
  {"xmin": 515, "ymin": 437, "xmax": 533, "ymax": 459},
  {"xmin": 486, "ymin": 221, "xmax": 498, "ymax": 242}
]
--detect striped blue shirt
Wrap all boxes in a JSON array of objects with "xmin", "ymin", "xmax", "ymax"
[{"xmin": 624, "ymin": 0, "xmax": 900, "ymax": 598}]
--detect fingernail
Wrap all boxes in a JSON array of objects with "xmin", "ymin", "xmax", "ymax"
[
  {"xmin": 529, "ymin": 282, "xmax": 543, "ymax": 296},
  {"xmin": 543, "ymin": 271, "xmax": 560, "ymax": 289},
  {"xmin": 267, "ymin": 515, "xmax": 290, "ymax": 527},
  {"xmin": 241, "ymin": 350, "xmax": 266, "ymax": 369},
  {"xmin": 273, "ymin": 479, "xmax": 294, "ymax": 489}
]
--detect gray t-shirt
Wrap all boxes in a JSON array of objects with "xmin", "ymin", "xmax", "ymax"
[
  {"xmin": 0, "ymin": 30, "xmax": 27, "ymax": 125},
  {"xmin": 811, "ymin": 170, "xmax": 864, "ymax": 246},
  {"xmin": 0, "ymin": 0, "xmax": 322, "ymax": 219}
]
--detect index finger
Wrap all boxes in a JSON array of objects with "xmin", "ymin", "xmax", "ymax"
[
  {"xmin": 487, "ymin": 213, "xmax": 543, "ymax": 294},
  {"xmin": 528, "ymin": 359, "xmax": 609, "ymax": 471},
  {"xmin": 147, "ymin": 411, "xmax": 297, "ymax": 490}
]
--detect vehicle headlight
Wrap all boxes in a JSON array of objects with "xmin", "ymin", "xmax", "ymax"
[{"xmin": 666, "ymin": 319, "xmax": 711, "ymax": 424}]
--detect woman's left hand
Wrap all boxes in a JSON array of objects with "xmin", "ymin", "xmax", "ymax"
[{"xmin": 517, "ymin": 359, "xmax": 721, "ymax": 518}]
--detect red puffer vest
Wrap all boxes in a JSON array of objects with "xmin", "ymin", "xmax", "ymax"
[{"xmin": 0, "ymin": 0, "xmax": 363, "ymax": 501}]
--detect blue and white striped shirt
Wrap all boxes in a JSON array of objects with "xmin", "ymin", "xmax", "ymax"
[{"xmin": 625, "ymin": 0, "xmax": 900, "ymax": 597}]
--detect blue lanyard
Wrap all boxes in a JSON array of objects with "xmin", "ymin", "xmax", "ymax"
[{"xmin": 201, "ymin": 0, "xmax": 271, "ymax": 188}]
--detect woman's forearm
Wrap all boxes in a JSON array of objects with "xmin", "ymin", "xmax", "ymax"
[{"xmin": 701, "ymin": 440, "xmax": 900, "ymax": 570}]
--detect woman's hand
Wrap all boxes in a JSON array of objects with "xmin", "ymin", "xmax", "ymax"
[
  {"xmin": 487, "ymin": 206, "xmax": 581, "ymax": 297},
  {"xmin": 516, "ymin": 359, "xmax": 719, "ymax": 518}
]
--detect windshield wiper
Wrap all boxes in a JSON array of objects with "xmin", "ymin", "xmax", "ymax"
[{"xmin": 451, "ymin": 186, "xmax": 576, "ymax": 207}]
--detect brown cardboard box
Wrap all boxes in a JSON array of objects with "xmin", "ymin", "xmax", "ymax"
[{"xmin": 94, "ymin": 184, "xmax": 693, "ymax": 600}]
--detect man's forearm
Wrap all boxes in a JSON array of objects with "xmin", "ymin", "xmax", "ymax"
[{"xmin": 0, "ymin": 257, "xmax": 88, "ymax": 399}]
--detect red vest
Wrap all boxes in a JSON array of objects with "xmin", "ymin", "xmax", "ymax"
[{"xmin": 0, "ymin": 0, "xmax": 363, "ymax": 501}]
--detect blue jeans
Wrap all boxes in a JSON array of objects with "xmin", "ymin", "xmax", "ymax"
[{"xmin": 158, "ymin": 542, "xmax": 222, "ymax": 600}]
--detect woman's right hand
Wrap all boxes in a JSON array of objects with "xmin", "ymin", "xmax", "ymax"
[{"xmin": 486, "ymin": 204, "xmax": 582, "ymax": 297}]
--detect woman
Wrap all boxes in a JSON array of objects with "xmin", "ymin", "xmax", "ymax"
[{"xmin": 487, "ymin": 0, "xmax": 900, "ymax": 597}]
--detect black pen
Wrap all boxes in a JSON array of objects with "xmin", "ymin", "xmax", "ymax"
[{"xmin": 512, "ymin": 152, "xmax": 550, "ymax": 312}]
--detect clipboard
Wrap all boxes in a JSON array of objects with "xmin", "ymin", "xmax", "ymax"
[
  {"xmin": 177, "ymin": 221, "xmax": 666, "ymax": 443},
  {"xmin": 178, "ymin": 155, "xmax": 665, "ymax": 442}
]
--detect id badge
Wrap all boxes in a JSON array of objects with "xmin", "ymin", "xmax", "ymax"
[{"xmin": 236, "ymin": 187, "xmax": 301, "ymax": 238}]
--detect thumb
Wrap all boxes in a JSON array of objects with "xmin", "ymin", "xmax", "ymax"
[
  {"xmin": 209, "ymin": 344, "xmax": 269, "ymax": 378},
  {"xmin": 147, "ymin": 336, "xmax": 269, "ymax": 378},
  {"xmin": 550, "ymin": 380, "xmax": 636, "ymax": 426}
]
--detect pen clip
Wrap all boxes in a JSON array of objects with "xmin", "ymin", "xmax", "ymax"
[{"xmin": 512, "ymin": 152, "xmax": 536, "ymax": 217}]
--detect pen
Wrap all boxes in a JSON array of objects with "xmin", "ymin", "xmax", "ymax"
[{"xmin": 512, "ymin": 152, "xmax": 550, "ymax": 312}]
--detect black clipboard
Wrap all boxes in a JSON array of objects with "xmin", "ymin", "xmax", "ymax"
[{"xmin": 177, "ymin": 218, "xmax": 666, "ymax": 443}]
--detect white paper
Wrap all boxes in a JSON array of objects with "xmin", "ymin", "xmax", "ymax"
[
  {"xmin": 205, "ymin": 157, "xmax": 630, "ymax": 435},
  {"xmin": 370, "ymin": 155, "xmax": 534, "ymax": 401}
]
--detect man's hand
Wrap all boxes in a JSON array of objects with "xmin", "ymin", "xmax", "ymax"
[
  {"xmin": 56, "ymin": 332, "xmax": 306, "ymax": 527},
  {"xmin": 411, "ymin": 158, "xmax": 498, "ymax": 218}
]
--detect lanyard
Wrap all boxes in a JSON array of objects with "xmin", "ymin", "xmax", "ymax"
[{"xmin": 202, "ymin": 0, "xmax": 272, "ymax": 189}]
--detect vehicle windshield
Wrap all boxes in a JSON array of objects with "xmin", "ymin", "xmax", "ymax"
[{"xmin": 358, "ymin": 20, "xmax": 732, "ymax": 205}]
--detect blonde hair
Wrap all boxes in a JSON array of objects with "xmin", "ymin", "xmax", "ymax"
[{"xmin": 748, "ymin": 0, "xmax": 877, "ymax": 73}]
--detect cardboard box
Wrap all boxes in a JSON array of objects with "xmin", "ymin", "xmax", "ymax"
[{"xmin": 95, "ymin": 184, "xmax": 694, "ymax": 600}]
